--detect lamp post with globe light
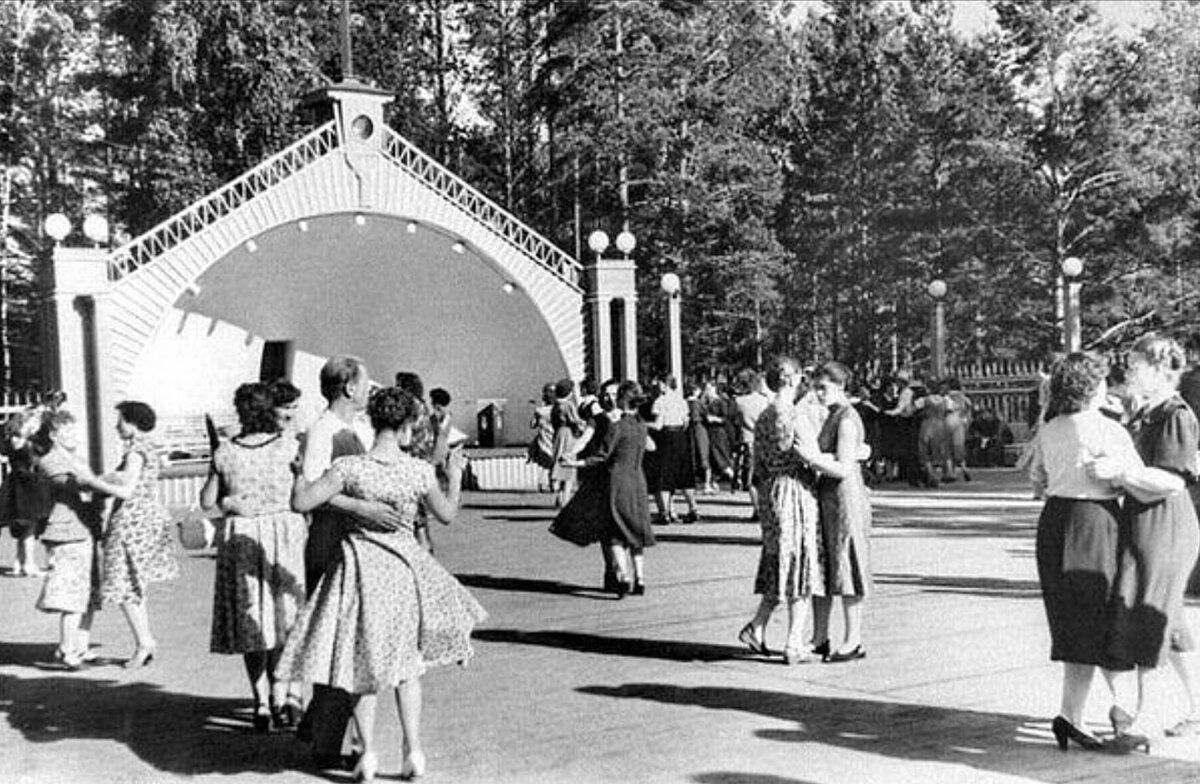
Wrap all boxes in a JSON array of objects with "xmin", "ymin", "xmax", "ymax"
[
  {"xmin": 928, "ymin": 279, "xmax": 947, "ymax": 378},
  {"xmin": 584, "ymin": 229, "xmax": 639, "ymax": 381},
  {"xmin": 1061, "ymin": 256, "xmax": 1083, "ymax": 353},
  {"xmin": 661, "ymin": 272, "xmax": 682, "ymax": 380}
]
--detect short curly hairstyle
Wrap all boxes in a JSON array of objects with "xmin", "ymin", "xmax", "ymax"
[
  {"xmin": 1047, "ymin": 352, "xmax": 1108, "ymax": 420},
  {"xmin": 116, "ymin": 400, "xmax": 157, "ymax": 433},
  {"xmin": 1131, "ymin": 333, "xmax": 1187, "ymax": 379},
  {"xmin": 234, "ymin": 382, "xmax": 280, "ymax": 435},
  {"xmin": 30, "ymin": 409, "xmax": 75, "ymax": 454},
  {"xmin": 367, "ymin": 386, "xmax": 422, "ymax": 432},
  {"xmin": 268, "ymin": 378, "xmax": 301, "ymax": 408}
]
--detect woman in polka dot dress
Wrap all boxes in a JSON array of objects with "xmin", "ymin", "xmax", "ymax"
[{"xmin": 277, "ymin": 386, "xmax": 485, "ymax": 782}]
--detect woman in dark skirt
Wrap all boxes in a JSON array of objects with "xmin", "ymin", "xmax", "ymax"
[
  {"xmin": 1092, "ymin": 335, "xmax": 1200, "ymax": 750},
  {"xmin": 1027, "ymin": 352, "xmax": 1180, "ymax": 752},
  {"xmin": 647, "ymin": 377, "xmax": 699, "ymax": 524},
  {"xmin": 554, "ymin": 381, "xmax": 655, "ymax": 596}
]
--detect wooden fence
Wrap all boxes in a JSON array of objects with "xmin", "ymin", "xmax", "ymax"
[{"xmin": 952, "ymin": 361, "xmax": 1042, "ymax": 430}]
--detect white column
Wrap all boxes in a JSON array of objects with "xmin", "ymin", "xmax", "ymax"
[{"xmin": 45, "ymin": 247, "xmax": 115, "ymax": 470}]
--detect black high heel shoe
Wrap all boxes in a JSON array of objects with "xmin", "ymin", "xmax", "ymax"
[{"xmin": 1050, "ymin": 716, "xmax": 1103, "ymax": 751}]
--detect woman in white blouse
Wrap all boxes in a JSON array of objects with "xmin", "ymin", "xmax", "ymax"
[{"xmin": 1028, "ymin": 353, "xmax": 1183, "ymax": 752}]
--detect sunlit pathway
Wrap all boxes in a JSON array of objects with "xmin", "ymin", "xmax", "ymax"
[{"xmin": 2, "ymin": 468, "xmax": 1199, "ymax": 783}]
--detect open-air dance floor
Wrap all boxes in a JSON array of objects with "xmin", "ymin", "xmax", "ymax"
[{"xmin": 3, "ymin": 468, "xmax": 1200, "ymax": 783}]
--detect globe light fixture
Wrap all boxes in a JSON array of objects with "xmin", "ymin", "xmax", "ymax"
[
  {"xmin": 927, "ymin": 279, "xmax": 947, "ymax": 377},
  {"xmin": 615, "ymin": 231, "xmax": 637, "ymax": 256},
  {"xmin": 502, "ymin": 281, "xmax": 516, "ymax": 295},
  {"xmin": 82, "ymin": 215, "xmax": 109, "ymax": 246},
  {"xmin": 297, "ymin": 220, "xmax": 310, "ymax": 233},
  {"xmin": 587, "ymin": 230, "xmax": 610, "ymax": 257},
  {"xmin": 1061, "ymin": 257, "xmax": 1084, "ymax": 352},
  {"xmin": 451, "ymin": 241, "xmax": 465, "ymax": 254},
  {"xmin": 354, "ymin": 213, "xmax": 366, "ymax": 226},
  {"xmin": 406, "ymin": 221, "xmax": 418, "ymax": 234},
  {"xmin": 246, "ymin": 239, "xmax": 258, "ymax": 253},
  {"xmin": 44, "ymin": 213, "xmax": 72, "ymax": 244},
  {"xmin": 660, "ymin": 272, "xmax": 683, "ymax": 380}
]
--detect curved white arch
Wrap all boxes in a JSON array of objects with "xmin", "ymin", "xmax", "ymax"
[{"xmin": 105, "ymin": 125, "xmax": 584, "ymax": 397}]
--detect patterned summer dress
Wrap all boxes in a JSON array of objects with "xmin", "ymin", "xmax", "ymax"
[
  {"xmin": 752, "ymin": 398, "xmax": 824, "ymax": 601},
  {"xmin": 100, "ymin": 435, "xmax": 179, "ymax": 604},
  {"xmin": 210, "ymin": 433, "xmax": 307, "ymax": 654},
  {"xmin": 276, "ymin": 453, "xmax": 487, "ymax": 694}
]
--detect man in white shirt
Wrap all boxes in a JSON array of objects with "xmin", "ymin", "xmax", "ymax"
[{"xmin": 298, "ymin": 356, "xmax": 401, "ymax": 770}]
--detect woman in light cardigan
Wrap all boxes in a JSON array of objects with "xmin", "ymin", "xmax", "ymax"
[{"xmin": 1027, "ymin": 352, "xmax": 1182, "ymax": 752}]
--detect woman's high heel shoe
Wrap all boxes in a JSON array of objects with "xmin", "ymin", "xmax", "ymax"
[
  {"xmin": 1108, "ymin": 705, "xmax": 1134, "ymax": 735},
  {"xmin": 252, "ymin": 704, "xmax": 272, "ymax": 734},
  {"xmin": 124, "ymin": 645, "xmax": 156, "ymax": 669},
  {"xmin": 1106, "ymin": 730, "xmax": 1154, "ymax": 754},
  {"xmin": 352, "ymin": 750, "xmax": 378, "ymax": 782},
  {"xmin": 737, "ymin": 624, "xmax": 769, "ymax": 656},
  {"xmin": 400, "ymin": 749, "xmax": 426, "ymax": 780},
  {"xmin": 277, "ymin": 695, "xmax": 303, "ymax": 729},
  {"xmin": 1050, "ymin": 716, "xmax": 1103, "ymax": 751}
]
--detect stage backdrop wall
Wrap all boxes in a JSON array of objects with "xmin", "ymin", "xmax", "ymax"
[{"xmin": 124, "ymin": 213, "xmax": 569, "ymax": 445}]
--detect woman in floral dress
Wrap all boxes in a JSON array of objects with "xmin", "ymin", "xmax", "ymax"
[
  {"xmin": 202, "ymin": 382, "xmax": 307, "ymax": 732},
  {"xmin": 277, "ymin": 386, "xmax": 485, "ymax": 782},
  {"xmin": 738, "ymin": 357, "xmax": 838, "ymax": 665},
  {"xmin": 89, "ymin": 401, "xmax": 179, "ymax": 668}
]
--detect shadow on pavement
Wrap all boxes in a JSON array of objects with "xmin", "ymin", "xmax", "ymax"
[
  {"xmin": 456, "ymin": 573, "xmax": 615, "ymax": 600},
  {"xmin": 0, "ymin": 674, "xmax": 319, "ymax": 777},
  {"xmin": 693, "ymin": 775, "xmax": 818, "ymax": 784},
  {"xmin": 874, "ymin": 572, "xmax": 1042, "ymax": 599},
  {"xmin": 474, "ymin": 629, "xmax": 757, "ymax": 662},
  {"xmin": 578, "ymin": 683, "xmax": 1170, "ymax": 783},
  {"xmin": 873, "ymin": 506, "xmax": 1037, "ymax": 539},
  {"xmin": 655, "ymin": 533, "xmax": 760, "ymax": 547}
]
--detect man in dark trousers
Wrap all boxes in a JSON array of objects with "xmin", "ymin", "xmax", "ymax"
[{"xmin": 296, "ymin": 356, "xmax": 403, "ymax": 769}]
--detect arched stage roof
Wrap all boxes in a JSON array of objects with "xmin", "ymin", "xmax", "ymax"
[{"xmin": 103, "ymin": 112, "xmax": 586, "ymax": 401}]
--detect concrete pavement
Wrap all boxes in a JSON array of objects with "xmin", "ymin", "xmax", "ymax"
[{"xmin": 3, "ymin": 469, "xmax": 1200, "ymax": 783}]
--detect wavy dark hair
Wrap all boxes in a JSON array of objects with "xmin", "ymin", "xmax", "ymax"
[
  {"xmin": 268, "ymin": 378, "xmax": 301, "ymax": 408},
  {"xmin": 116, "ymin": 400, "xmax": 156, "ymax": 433},
  {"xmin": 235, "ymin": 382, "xmax": 280, "ymax": 435},
  {"xmin": 367, "ymin": 386, "xmax": 422, "ymax": 432},
  {"xmin": 1046, "ymin": 352, "xmax": 1108, "ymax": 420}
]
